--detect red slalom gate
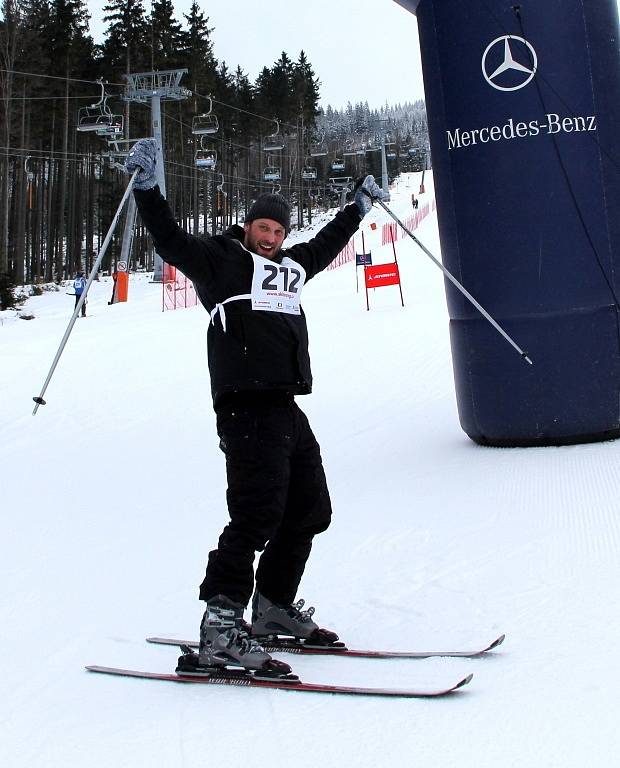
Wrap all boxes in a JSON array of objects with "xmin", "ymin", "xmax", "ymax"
[{"xmin": 364, "ymin": 226, "xmax": 405, "ymax": 311}]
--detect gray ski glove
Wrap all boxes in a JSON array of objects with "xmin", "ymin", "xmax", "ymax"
[
  {"xmin": 125, "ymin": 138, "xmax": 158, "ymax": 190},
  {"xmin": 354, "ymin": 175, "xmax": 390, "ymax": 217}
]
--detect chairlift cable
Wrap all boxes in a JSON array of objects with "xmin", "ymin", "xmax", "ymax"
[{"xmin": 0, "ymin": 67, "xmax": 126, "ymax": 89}]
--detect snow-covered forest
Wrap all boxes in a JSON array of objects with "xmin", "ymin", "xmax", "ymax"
[{"xmin": 0, "ymin": 0, "xmax": 428, "ymax": 301}]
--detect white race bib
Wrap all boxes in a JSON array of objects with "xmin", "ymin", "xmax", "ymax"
[{"xmin": 250, "ymin": 253, "xmax": 306, "ymax": 315}]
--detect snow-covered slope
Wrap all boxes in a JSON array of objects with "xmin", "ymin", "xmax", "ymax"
[{"xmin": 1, "ymin": 172, "xmax": 619, "ymax": 767}]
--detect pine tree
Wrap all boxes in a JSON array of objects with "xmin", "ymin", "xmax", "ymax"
[
  {"xmin": 47, "ymin": 0, "xmax": 92, "ymax": 77},
  {"xmin": 181, "ymin": 1, "xmax": 217, "ymax": 96},
  {"xmin": 149, "ymin": 0, "xmax": 184, "ymax": 70},
  {"xmin": 0, "ymin": 270, "xmax": 17, "ymax": 309},
  {"xmin": 46, "ymin": 0, "xmax": 95, "ymax": 279},
  {"xmin": 231, "ymin": 65, "xmax": 254, "ymax": 141},
  {"xmin": 254, "ymin": 65, "xmax": 272, "ymax": 122},
  {"xmin": 0, "ymin": 0, "xmax": 26, "ymax": 274},
  {"xmin": 270, "ymin": 51, "xmax": 295, "ymax": 126},
  {"xmin": 101, "ymin": 0, "xmax": 149, "ymax": 78},
  {"xmin": 292, "ymin": 51, "xmax": 320, "ymax": 130}
]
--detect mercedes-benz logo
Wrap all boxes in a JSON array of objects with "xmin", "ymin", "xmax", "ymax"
[{"xmin": 482, "ymin": 35, "xmax": 537, "ymax": 91}]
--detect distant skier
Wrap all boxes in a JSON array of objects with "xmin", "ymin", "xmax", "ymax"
[
  {"xmin": 125, "ymin": 138, "xmax": 389, "ymax": 678},
  {"xmin": 73, "ymin": 271, "xmax": 87, "ymax": 317}
]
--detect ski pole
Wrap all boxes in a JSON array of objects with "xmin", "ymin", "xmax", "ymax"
[
  {"xmin": 373, "ymin": 197, "xmax": 533, "ymax": 365},
  {"xmin": 32, "ymin": 169, "xmax": 139, "ymax": 415}
]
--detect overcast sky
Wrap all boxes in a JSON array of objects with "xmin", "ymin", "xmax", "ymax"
[
  {"xmin": 84, "ymin": 1, "xmax": 620, "ymax": 110},
  {"xmin": 84, "ymin": 0, "xmax": 425, "ymax": 110}
]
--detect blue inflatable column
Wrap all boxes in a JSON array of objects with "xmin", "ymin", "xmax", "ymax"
[{"xmin": 394, "ymin": 0, "xmax": 620, "ymax": 446}]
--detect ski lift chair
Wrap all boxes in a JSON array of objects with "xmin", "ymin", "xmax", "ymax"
[
  {"xmin": 263, "ymin": 166, "xmax": 281, "ymax": 182},
  {"xmin": 195, "ymin": 149, "xmax": 217, "ymax": 169},
  {"xmin": 192, "ymin": 96, "xmax": 219, "ymax": 135},
  {"xmin": 77, "ymin": 107, "xmax": 122, "ymax": 134},
  {"xmin": 329, "ymin": 176, "xmax": 352, "ymax": 190},
  {"xmin": 76, "ymin": 80, "xmax": 120, "ymax": 134},
  {"xmin": 264, "ymin": 139, "xmax": 285, "ymax": 152},
  {"xmin": 310, "ymin": 144, "xmax": 327, "ymax": 157},
  {"xmin": 331, "ymin": 158, "xmax": 345, "ymax": 172},
  {"xmin": 95, "ymin": 115, "xmax": 124, "ymax": 138},
  {"xmin": 264, "ymin": 119, "xmax": 285, "ymax": 152},
  {"xmin": 302, "ymin": 166, "xmax": 318, "ymax": 180},
  {"xmin": 192, "ymin": 113, "xmax": 219, "ymax": 135}
]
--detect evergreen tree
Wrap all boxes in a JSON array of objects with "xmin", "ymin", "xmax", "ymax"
[
  {"xmin": 181, "ymin": 1, "xmax": 217, "ymax": 96},
  {"xmin": 213, "ymin": 60, "xmax": 238, "ymax": 132},
  {"xmin": 0, "ymin": 270, "xmax": 17, "ymax": 309},
  {"xmin": 254, "ymin": 53, "xmax": 293, "ymax": 129},
  {"xmin": 231, "ymin": 65, "xmax": 254, "ymax": 141},
  {"xmin": 149, "ymin": 0, "xmax": 184, "ymax": 70},
  {"xmin": 14, "ymin": 1, "xmax": 51, "ymax": 160},
  {"xmin": 270, "ymin": 51, "xmax": 295, "ymax": 126},
  {"xmin": 46, "ymin": 0, "xmax": 95, "ymax": 279},
  {"xmin": 291, "ymin": 50, "xmax": 320, "ymax": 130},
  {"xmin": 253, "ymin": 64, "xmax": 272, "ymax": 126},
  {"xmin": 0, "ymin": 0, "xmax": 26, "ymax": 274},
  {"xmin": 100, "ymin": 0, "xmax": 149, "ymax": 78},
  {"xmin": 47, "ymin": 0, "xmax": 93, "ymax": 78}
]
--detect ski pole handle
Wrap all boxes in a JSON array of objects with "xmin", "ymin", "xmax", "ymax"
[
  {"xmin": 32, "ymin": 169, "xmax": 139, "ymax": 415},
  {"xmin": 374, "ymin": 198, "xmax": 533, "ymax": 365}
]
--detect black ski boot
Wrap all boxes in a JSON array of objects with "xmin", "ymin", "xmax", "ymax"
[
  {"xmin": 176, "ymin": 595, "xmax": 294, "ymax": 680},
  {"xmin": 251, "ymin": 592, "xmax": 342, "ymax": 647}
]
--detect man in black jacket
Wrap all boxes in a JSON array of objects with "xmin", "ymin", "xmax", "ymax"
[{"xmin": 126, "ymin": 138, "xmax": 389, "ymax": 676}]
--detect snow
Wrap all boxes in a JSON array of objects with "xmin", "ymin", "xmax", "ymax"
[{"xmin": 1, "ymin": 172, "xmax": 619, "ymax": 767}]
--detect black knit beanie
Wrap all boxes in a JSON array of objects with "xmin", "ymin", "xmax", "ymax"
[{"xmin": 245, "ymin": 193, "xmax": 291, "ymax": 234}]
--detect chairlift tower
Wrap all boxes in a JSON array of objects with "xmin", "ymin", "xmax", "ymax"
[
  {"xmin": 124, "ymin": 69, "xmax": 190, "ymax": 281},
  {"xmin": 367, "ymin": 118, "xmax": 390, "ymax": 194}
]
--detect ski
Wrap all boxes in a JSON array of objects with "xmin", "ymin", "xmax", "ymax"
[
  {"xmin": 86, "ymin": 664, "xmax": 473, "ymax": 698},
  {"xmin": 145, "ymin": 633, "xmax": 505, "ymax": 659}
]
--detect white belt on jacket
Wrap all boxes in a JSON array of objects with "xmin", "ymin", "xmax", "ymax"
[{"xmin": 209, "ymin": 294, "xmax": 252, "ymax": 332}]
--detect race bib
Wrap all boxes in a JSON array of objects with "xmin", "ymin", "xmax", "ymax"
[{"xmin": 250, "ymin": 253, "xmax": 306, "ymax": 315}]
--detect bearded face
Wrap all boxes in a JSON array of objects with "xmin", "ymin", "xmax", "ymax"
[{"xmin": 243, "ymin": 219, "xmax": 286, "ymax": 260}]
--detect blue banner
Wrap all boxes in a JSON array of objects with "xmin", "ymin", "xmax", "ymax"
[
  {"xmin": 356, "ymin": 252, "xmax": 373, "ymax": 266},
  {"xmin": 403, "ymin": 0, "xmax": 620, "ymax": 446}
]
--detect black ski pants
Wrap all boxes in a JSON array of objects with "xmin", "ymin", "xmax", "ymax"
[{"xmin": 199, "ymin": 395, "xmax": 332, "ymax": 607}]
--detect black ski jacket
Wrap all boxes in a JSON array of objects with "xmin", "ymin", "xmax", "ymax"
[{"xmin": 134, "ymin": 186, "xmax": 362, "ymax": 406}]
